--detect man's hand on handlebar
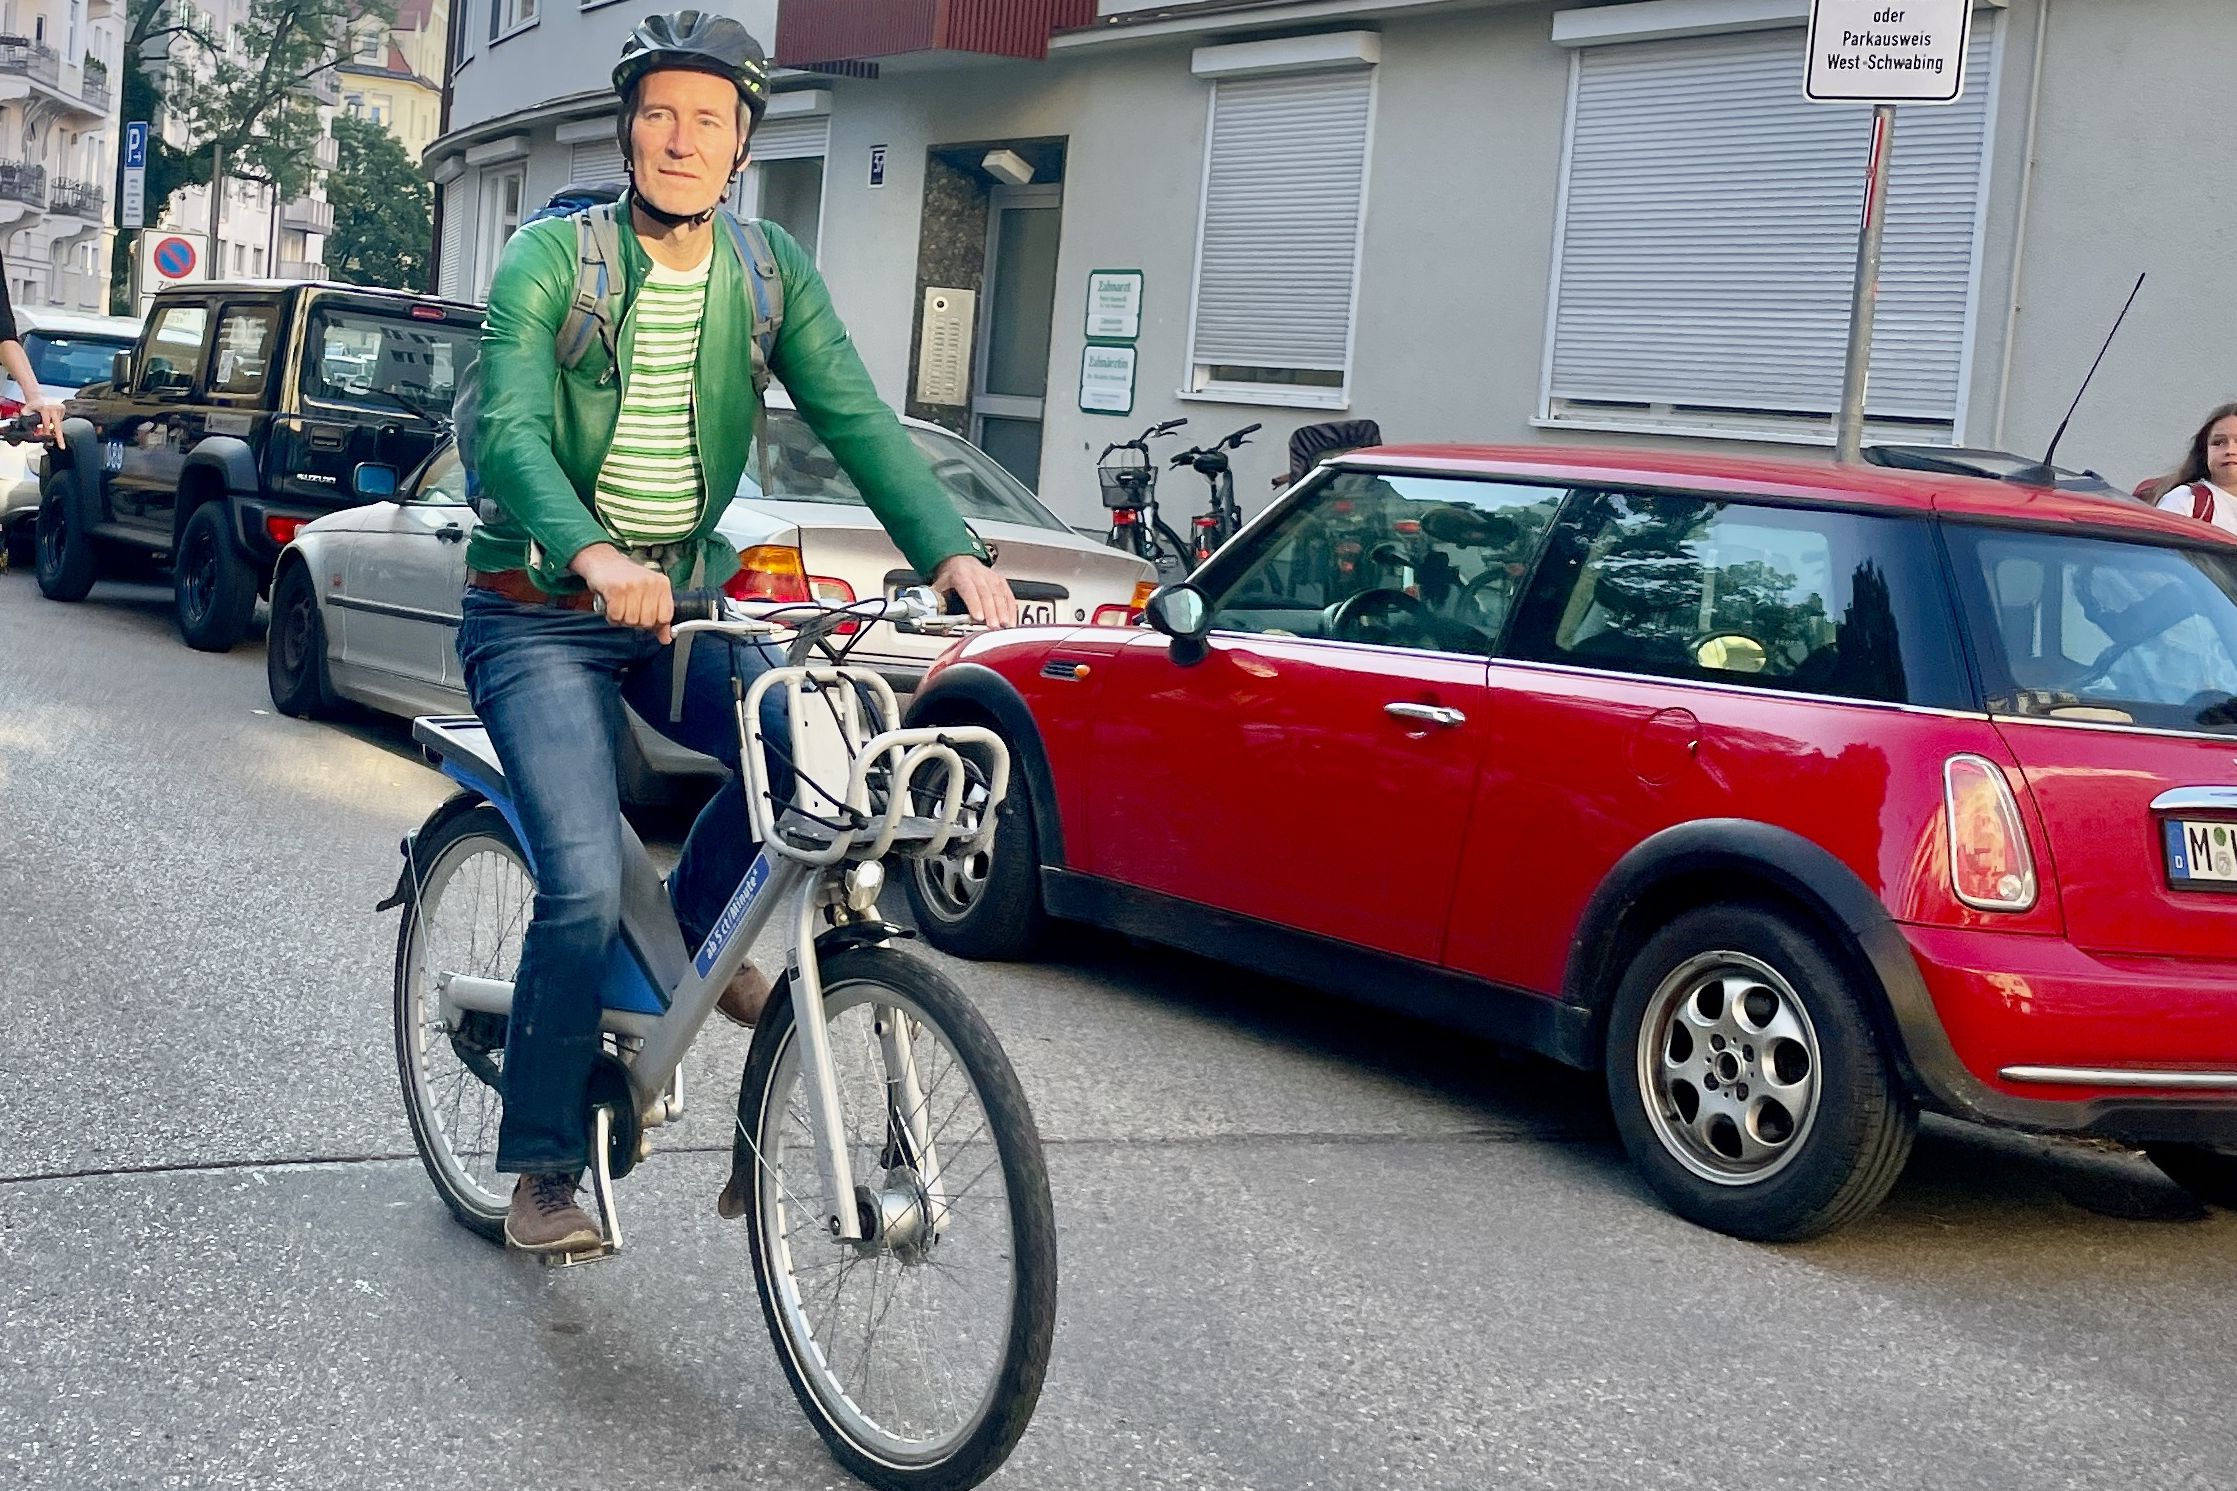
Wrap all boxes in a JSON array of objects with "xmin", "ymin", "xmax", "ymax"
[
  {"xmin": 572, "ymin": 543, "xmax": 675, "ymax": 642},
  {"xmin": 27, "ymin": 399, "xmax": 64, "ymax": 443},
  {"xmin": 932, "ymin": 553, "xmax": 1019, "ymax": 628}
]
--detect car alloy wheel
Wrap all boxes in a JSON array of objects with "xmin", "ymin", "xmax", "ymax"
[{"xmin": 1636, "ymin": 950, "xmax": 1825, "ymax": 1187}]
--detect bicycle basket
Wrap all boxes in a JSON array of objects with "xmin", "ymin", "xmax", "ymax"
[{"xmin": 1098, "ymin": 452, "xmax": 1156, "ymax": 509}]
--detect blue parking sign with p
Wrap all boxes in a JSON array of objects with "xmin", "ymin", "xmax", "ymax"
[{"xmin": 125, "ymin": 121, "xmax": 149, "ymax": 170}]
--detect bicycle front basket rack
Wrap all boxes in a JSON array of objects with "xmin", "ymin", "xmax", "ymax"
[{"xmin": 739, "ymin": 664, "xmax": 1011, "ymax": 869}]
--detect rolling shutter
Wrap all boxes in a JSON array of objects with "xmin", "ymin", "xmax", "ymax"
[
  {"xmin": 438, "ymin": 180, "xmax": 468, "ymax": 301},
  {"xmin": 1189, "ymin": 67, "xmax": 1373, "ymax": 375},
  {"xmin": 569, "ymin": 137, "xmax": 625, "ymax": 186},
  {"xmin": 748, "ymin": 113, "xmax": 829, "ymax": 162},
  {"xmin": 1546, "ymin": 26, "xmax": 1995, "ymax": 425}
]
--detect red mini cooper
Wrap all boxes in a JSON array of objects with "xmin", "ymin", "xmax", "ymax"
[{"xmin": 901, "ymin": 445, "xmax": 2237, "ymax": 1241}]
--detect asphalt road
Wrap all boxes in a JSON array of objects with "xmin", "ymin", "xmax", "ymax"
[{"xmin": 3, "ymin": 573, "xmax": 2233, "ymax": 1491}]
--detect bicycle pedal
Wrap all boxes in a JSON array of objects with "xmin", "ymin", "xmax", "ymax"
[{"xmin": 542, "ymin": 1242, "xmax": 620, "ymax": 1269}]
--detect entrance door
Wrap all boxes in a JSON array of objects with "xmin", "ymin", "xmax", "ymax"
[{"xmin": 971, "ymin": 183, "xmax": 1061, "ymax": 491}]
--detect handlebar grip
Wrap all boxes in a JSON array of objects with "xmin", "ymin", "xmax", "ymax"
[
  {"xmin": 1235, "ymin": 423, "xmax": 1262, "ymax": 440},
  {"xmin": 670, "ymin": 587, "xmax": 725, "ymax": 624},
  {"xmin": 1, "ymin": 411, "xmax": 43, "ymax": 441}
]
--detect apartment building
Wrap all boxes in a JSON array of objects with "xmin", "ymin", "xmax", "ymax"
[
  {"xmin": 0, "ymin": 0, "xmax": 123, "ymax": 311},
  {"xmin": 341, "ymin": 0, "xmax": 445, "ymax": 165},
  {"xmin": 429, "ymin": 0, "xmax": 2233, "ymax": 522}
]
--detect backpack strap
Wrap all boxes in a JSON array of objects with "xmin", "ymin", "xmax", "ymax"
[
  {"xmin": 2193, "ymin": 483, "xmax": 2218, "ymax": 524},
  {"xmin": 719, "ymin": 212, "xmax": 788, "ymax": 502},
  {"xmin": 556, "ymin": 204, "xmax": 626, "ymax": 374}
]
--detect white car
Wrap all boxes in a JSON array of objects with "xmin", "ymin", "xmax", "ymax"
[
  {"xmin": 267, "ymin": 395, "xmax": 1154, "ymax": 800},
  {"xmin": 0, "ymin": 306, "xmax": 144, "ymax": 566}
]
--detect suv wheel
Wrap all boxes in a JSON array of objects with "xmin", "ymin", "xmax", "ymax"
[
  {"xmin": 176, "ymin": 501, "xmax": 258, "ymax": 652},
  {"xmin": 903, "ymin": 730, "xmax": 1047, "ymax": 961},
  {"xmin": 2145, "ymin": 1144, "xmax": 2237, "ymax": 1210},
  {"xmin": 1605, "ymin": 904, "xmax": 1917, "ymax": 1242},
  {"xmin": 34, "ymin": 474, "xmax": 98, "ymax": 601},
  {"xmin": 267, "ymin": 560, "xmax": 341, "ymax": 718}
]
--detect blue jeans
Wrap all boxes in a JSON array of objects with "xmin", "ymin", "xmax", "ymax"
[{"xmin": 455, "ymin": 587, "xmax": 790, "ymax": 1175}]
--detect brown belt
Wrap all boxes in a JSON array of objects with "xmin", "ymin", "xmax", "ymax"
[{"xmin": 467, "ymin": 567, "xmax": 598, "ymax": 611}]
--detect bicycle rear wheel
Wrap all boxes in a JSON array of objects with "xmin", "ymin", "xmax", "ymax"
[
  {"xmin": 394, "ymin": 801, "xmax": 528, "ymax": 1242},
  {"xmin": 737, "ymin": 945, "xmax": 1057, "ymax": 1491}
]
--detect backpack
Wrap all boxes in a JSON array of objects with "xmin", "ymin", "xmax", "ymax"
[
  {"xmin": 2191, "ymin": 483, "xmax": 2220, "ymax": 525},
  {"xmin": 455, "ymin": 200, "xmax": 786, "ymax": 522}
]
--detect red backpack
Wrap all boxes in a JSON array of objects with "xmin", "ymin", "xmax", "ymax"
[{"xmin": 2189, "ymin": 483, "xmax": 2220, "ymax": 524}]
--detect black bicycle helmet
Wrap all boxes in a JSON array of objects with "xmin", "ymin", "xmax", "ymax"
[{"xmin": 613, "ymin": 10, "xmax": 771, "ymax": 120}]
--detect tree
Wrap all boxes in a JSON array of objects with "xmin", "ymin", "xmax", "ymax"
[
  {"xmin": 111, "ymin": 0, "xmax": 391, "ymax": 305},
  {"xmin": 324, "ymin": 113, "xmax": 431, "ymax": 290}
]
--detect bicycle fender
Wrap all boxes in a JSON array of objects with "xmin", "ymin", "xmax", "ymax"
[
  {"xmin": 376, "ymin": 789, "xmax": 491, "ymax": 912},
  {"xmin": 814, "ymin": 919, "xmax": 916, "ymax": 959}
]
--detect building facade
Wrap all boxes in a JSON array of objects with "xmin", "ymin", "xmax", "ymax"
[
  {"xmin": 431, "ymin": 0, "xmax": 2233, "ymax": 525},
  {"xmin": 0, "ymin": 0, "xmax": 123, "ymax": 311},
  {"xmin": 141, "ymin": 0, "xmax": 338, "ymax": 298},
  {"xmin": 341, "ymin": 0, "xmax": 445, "ymax": 165}
]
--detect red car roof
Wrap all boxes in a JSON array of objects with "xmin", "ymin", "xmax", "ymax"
[{"xmin": 1345, "ymin": 444, "xmax": 2236, "ymax": 548}]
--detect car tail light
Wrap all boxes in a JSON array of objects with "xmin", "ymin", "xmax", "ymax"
[
  {"xmin": 265, "ymin": 515, "xmax": 307, "ymax": 546},
  {"xmin": 724, "ymin": 544, "xmax": 812, "ymax": 603},
  {"xmin": 1129, "ymin": 579, "xmax": 1157, "ymax": 619},
  {"xmin": 0, "ymin": 395, "xmax": 21, "ymax": 418},
  {"xmin": 810, "ymin": 574, "xmax": 859, "ymax": 634},
  {"xmin": 1944, "ymin": 755, "xmax": 2039, "ymax": 911}
]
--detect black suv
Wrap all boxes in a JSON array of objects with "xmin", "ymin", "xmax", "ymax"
[{"xmin": 33, "ymin": 280, "xmax": 483, "ymax": 650}]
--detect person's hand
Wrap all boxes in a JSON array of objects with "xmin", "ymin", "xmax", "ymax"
[
  {"xmin": 28, "ymin": 398, "xmax": 63, "ymax": 443},
  {"xmin": 932, "ymin": 553, "xmax": 1018, "ymax": 627},
  {"xmin": 571, "ymin": 543, "xmax": 674, "ymax": 641}
]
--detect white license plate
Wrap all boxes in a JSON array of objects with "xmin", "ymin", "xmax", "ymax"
[{"xmin": 2166, "ymin": 819, "xmax": 2237, "ymax": 887}]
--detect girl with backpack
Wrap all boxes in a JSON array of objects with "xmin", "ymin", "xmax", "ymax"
[{"xmin": 2147, "ymin": 402, "xmax": 2237, "ymax": 534}]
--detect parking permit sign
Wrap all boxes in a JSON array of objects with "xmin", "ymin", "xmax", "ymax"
[{"xmin": 1805, "ymin": 0, "xmax": 1972, "ymax": 105}]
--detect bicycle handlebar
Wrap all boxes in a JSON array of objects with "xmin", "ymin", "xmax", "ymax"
[
  {"xmin": 0, "ymin": 411, "xmax": 47, "ymax": 443},
  {"xmin": 1096, "ymin": 417, "xmax": 1189, "ymax": 463},
  {"xmin": 598, "ymin": 584, "xmax": 974, "ymax": 641}
]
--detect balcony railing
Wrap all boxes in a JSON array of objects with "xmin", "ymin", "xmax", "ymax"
[
  {"xmin": 295, "ymin": 66, "xmax": 341, "ymax": 106},
  {"xmin": 278, "ymin": 258, "xmax": 327, "ymax": 281},
  {"xmin": 49, "ymin": 177, "xmax": 103, "ymax": 219},
  {"xmin": 80, "ymin": 60, "xmax": 110, "ymax": 113},
  {"xmin": 0, "ymin": 159, "xmax": 46, "ymax": 208},
  {"xmin": 314, "ymin": 133, "xmax": 340, "ymax": 171},
  {"xmin": 283, "ymin": 196, "xmax": 335, "ymax": 235},
  {"xmin": 0, "ymin": 36, "xmax": 61, "ymax": 86}
]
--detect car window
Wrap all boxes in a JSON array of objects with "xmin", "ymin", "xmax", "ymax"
[
  {"xmin": 410, "ymin": 445, "xmax": 470, "ymax": 506},
  {"xmin": 735, "ymin": 411, "xmax": 1069, "ymax": 532},
  {"xmin": 22, "ymin": 331, "xmax": 134, "ymax": 389},
  {"xmin": 302, "ymin": 309, "xmax": 476, "ymax": 417},
  {"xmin": 1508, "ymin": 489, "xmax": 1964, "ymax": 706},
  {"xmin": 1946, "ymin": 524, "xmax": 2237, "ymax": 735},
  {"xmin": 138, "ymin": 304, "xmax": 208, "ymax": 394},
  {"xmin": 209, "ymin": 304, "xmax": 279, "ymax": 398},
  {"xmin": 1203, "ymin": 471, "xmax": 1568, "ymax": 657}
]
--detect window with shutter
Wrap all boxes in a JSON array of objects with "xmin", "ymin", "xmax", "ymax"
[
  {"xmin": 1185, "ymin": 66, "xmax": 1375, "ymax": 406},
  {"xmin": 438, "ymin": 181, "xmax": 468, "ymax": 301},
  {"xmin": 1542, "ymin": 23, "xmax": 1997, "ymax": 442},
  {"xmin": 570, "ymin": 138, "xmax": 625, "ymax": 186}
]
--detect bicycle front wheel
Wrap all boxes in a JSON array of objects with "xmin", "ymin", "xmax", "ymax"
[{"xmin": 737, "ymin": 946, "xmax": 1057, "ymax": 1491}]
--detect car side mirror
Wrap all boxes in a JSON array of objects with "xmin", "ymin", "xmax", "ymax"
[
  {"xmin": 1144, "ymin": 583, "xmax": 1211, "ymax": 666},
  {"xmin": 352, "ymin": 461, "xmax": 400, "ymax": 500},
  {"xmin": 112, "ymin": 350, "xmax": 133, "ymax": 387}
]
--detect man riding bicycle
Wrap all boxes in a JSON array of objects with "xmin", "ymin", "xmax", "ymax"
[{"xmin": 461, "ymin": 9, "xmax": 1018, "ymax": 1253}]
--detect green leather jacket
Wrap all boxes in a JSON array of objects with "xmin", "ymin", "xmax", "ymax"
[{"xmin": 465, "ymin": 202, "xmax": 988, "ymax": 592}]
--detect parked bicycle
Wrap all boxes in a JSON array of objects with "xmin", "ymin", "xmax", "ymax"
[
  {"xmin": 1169, "ymin": 422, "xmax": 1260, "ymax": 565},
  {"xmin": 1097, "ymin": 417, "xmax": 1191, "ymax": 579},
  {"xmin": 387, "ymin": 587, "xmax": 1058, "ymax": 1491}
]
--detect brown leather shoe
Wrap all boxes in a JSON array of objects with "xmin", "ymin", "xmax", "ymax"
[
  {"xmin": 716, "ymin": 961, "xmax": 773, "ymax": 1029},
  {"xmin": 504, "ymin": 1172, "xmax": 601, "ymax": 1253}
]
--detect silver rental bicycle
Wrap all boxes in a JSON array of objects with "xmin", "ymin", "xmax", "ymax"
[{"xmin": 385, "ymin": 587, "xmax": 1058, "ymax": 1491}]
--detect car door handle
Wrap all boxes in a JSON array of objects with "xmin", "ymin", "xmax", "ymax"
[
  {"xmin": 436, "ymin": 524, "xmax": 464, "ymax": 544},
  {"xmin": 1386, "ymin": 702, "xmax": 1465, "ymax": 728}
]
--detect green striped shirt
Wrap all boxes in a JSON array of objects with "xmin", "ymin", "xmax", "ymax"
[{"xmin": 594, "ymin": 252, "xmax": 710, "ymax": 544}]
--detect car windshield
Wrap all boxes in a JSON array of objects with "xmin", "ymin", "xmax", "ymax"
[
  {"xmin": 302, "ymin": 309, "xmax": 477, "ymax": 416},
  {"xmin": 735, "ymin": 410, "xmax": 1067, "ymax": 532},
  {"xmin": 24, "ymin": 330, "xmax": 134, "ymax": 388},
  {"xmin": 1947, "ymin": 524, "xmax": 2237, "ymax": 735}
]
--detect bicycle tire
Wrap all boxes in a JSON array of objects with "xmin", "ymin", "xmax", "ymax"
[
  {"xmin": 393, "ymin": 802, "xmax": 528, "ymax": 1244},
  {"xmin": 738, "ymin": 945, "xmax": 1058, "ymax": 1491}
]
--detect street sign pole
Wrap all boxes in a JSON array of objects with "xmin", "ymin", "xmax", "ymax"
[
  {"xmin": 1834, "ymin": 103, "xmax": 1895, "ymax": 463},
  {"xmin": 1805, "ymin": 0, "xmax": 1973, "ymax": 461}
]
